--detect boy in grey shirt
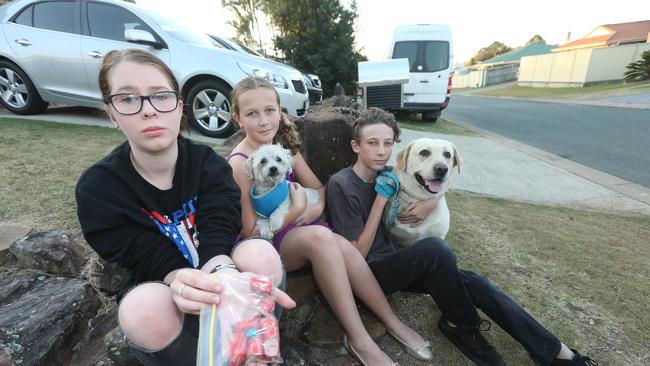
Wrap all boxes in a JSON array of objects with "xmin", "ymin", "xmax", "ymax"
[{"xmin": 326, "ymin": 108, "xmax": 597, "ymax": 366}]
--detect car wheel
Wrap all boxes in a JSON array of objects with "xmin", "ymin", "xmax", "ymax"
[
  {"xmin": 422, "ymin": 112, "xmax": 438, "ymax": 123},
  {"xmin": 184, "ymin": 80, "xmax": 235, "ymax": 138},
  {"xmin": 0, "ymin": 61, "xmax": 48, "ymax": 115}
]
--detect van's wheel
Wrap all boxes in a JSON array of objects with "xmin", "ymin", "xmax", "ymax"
[
  {"xmin": 393, "ymin": 110, "xmax": 415, "ymax": 120},
  {"xmin": 422, "ymin": 112, "xmax": 438, "ymax": 123},
  {"xmin": 185, "ymin": 80, "xmax": 236, "ymax": 138},
  {"xmin": 0, "ymin": 60, "xmax": 48, "ymax": 115}
]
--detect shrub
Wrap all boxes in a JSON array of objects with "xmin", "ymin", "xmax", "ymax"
[{"xmin": 624, "ymin": 50, "xmax": 650, "ymax": 82}]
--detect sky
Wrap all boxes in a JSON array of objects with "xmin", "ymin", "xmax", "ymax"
[{"xmin": 137, "ymin": 0, "xmax": 650, "ymax": 65}]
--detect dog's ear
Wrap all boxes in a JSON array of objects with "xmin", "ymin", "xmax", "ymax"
[
  {"xmin": 244, "ymin": 155, "xmax": 255, "ymax": 179},
  {"xmin": 395, "ymin": 144, "xmax": 411, "ymax": 173},
  {"xmin": 452, "ymin": 143, "xmax": 462, "ymax": 174}
]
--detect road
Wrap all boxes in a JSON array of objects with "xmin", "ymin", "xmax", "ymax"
[{"xmin": 443, "ymin": 95, "xmax": 650, "ymax": 188}]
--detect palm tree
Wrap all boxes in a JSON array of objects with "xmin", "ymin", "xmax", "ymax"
[{"xmin": 624, "ymin": 50, "xmax": 650, "ymax": 82}]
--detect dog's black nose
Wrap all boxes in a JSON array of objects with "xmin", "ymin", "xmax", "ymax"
[
  {"xmin": 269, "ymin": 166, "xmax": 278, "ymax": 176},
  {"xmin": 434, "ymin": 164, "xmax": 448, "ymax": 178}
]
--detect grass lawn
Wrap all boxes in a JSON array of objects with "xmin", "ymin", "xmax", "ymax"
[
  {"xmin": 2, "ymin": 117, "xmax": 649, "ymax": 365},
  {"xmin": 476, "ymin": 81, "xmax": 650, "ymax": 100},
  {"xmin": 395, "ymin": 115, "xmax": 481, "ymax": 136}
]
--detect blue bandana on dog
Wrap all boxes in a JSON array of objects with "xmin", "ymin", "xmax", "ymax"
[{"xmin": 250, "ymin": 179, "xmax": 290, "ymax": 218}]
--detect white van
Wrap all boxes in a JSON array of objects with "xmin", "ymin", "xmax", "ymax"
[{"xmin": 388, "ymin": 24, "xmax": 453, "ymax": 122}]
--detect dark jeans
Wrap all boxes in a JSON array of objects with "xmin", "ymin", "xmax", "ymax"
[{"xmin": 368, "ymin": 237, "xmax": 561, "ymax": 365}]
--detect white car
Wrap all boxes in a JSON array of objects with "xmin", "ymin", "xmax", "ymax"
[
  {"xmin": 209, "ymin": 35, "xmax": 322, "ymax": 105},
  {"xmin": 0, "ymin": 0, "xmax": 309, "ymax": 137}
]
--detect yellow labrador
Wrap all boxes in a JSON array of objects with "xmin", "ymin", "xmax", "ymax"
[{"xmin": 385, "ymin": 138, "xmax": 461, "ymax": 246}]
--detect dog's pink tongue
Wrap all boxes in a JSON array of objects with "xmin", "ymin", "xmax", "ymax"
[{"xmin": 426, "ymin": 180, "xmax": 442, "ymax": 193}]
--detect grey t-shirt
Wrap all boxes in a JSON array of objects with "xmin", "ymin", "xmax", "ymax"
[{"xmin": 326, "ymin": 167, "xmax": 397, "ymax": 263}]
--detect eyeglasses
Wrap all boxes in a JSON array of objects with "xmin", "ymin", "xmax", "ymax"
[{"xmin": 104, "ymin": 91, "xmax": 179, "ymax": 115}]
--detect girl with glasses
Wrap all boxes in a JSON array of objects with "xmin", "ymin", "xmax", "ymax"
[{"xmin": 75, "ymin": 49, "xmax": 294, "ymax": 366}]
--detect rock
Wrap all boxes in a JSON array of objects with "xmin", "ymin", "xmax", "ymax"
[
  {"xmin": 0, "ymin": 223, "xmax": 30, "ymax": 262},
  {"xmin": 0, "ymin": 347, "xmax": 13, "ymax": 366},
  {"xmin": 279, "ymin": 336, "xmax": 327, "ymax": 366},
  {"xmin": 104, "ymin": 327, "xmax": 139, "ymax": 366},
  {"xmin": 10, "ymin": 230, "xmax": 87, "ymax": 276},
  {"xmin": 70, "ymin": 305, "xmax": 118, "ymax": 366},
  {"xmin": 0, "ymin": 268, "xmax": 100, "ymax": 366},
  {"xmin": 87, "ymin": 256, "xmax": 132, "ymax": 295},
  {"xmin": 295, "ymin": 110, "xmax": 357, "ymax": 185},
  {"xmin": 282, "ymin": 270, "xmax": 385, "ymax": 346}
]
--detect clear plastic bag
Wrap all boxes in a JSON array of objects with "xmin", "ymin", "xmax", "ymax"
[{"xmin": 197, "ymin": 271, "xmax": 282, "ymax": 366}]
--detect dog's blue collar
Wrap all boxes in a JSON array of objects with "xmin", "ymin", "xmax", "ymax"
[{"xmin": 250, "ymin": 179, "xmax": 289, "ymax": 218}]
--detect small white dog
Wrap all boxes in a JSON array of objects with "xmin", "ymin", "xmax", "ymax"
[
  {"xmin": 384, "ymin": 138, "xmax": 461, "ymax": 246},
  {"xmin": 245, "ymin": 144, "xmax": 319, "ymax": 239}
]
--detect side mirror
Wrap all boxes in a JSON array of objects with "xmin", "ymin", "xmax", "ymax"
[{"xmin": 124, "ymin": 29, "xmax": 163, "ymax": 49}]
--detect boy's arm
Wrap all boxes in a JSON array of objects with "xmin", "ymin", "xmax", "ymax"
[
  {"xmin": 351, "ymin": 195, "xmax": 387, "ymax": 256},
  {"xmin": 326, "ymin": 175, "xmax": 387, "ymax": 258}
]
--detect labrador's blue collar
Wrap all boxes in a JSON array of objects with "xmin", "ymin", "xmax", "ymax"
[{"xmin": 250, "ymin": 179, "xmax": 289, "ymax": 218}]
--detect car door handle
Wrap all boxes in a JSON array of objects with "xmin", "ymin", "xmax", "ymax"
[
  {"xmin": 86, "ymin": 51, "xmax": 103, "ymax": 58},
  {"xmin": 419, "ymin": 80, "xmax": 430, "ymax": 83},
  {"xmin": 15, "ymin": 39, "xmax": 32, "ymax": 46}
]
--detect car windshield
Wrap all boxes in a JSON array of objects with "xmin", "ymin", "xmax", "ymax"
[
  {"xmin": 393, "ymin": 40, "xmax": 449, "ymax": 73},
  {"xmin": 145, "ymin": 11, "xmax": 217, "ymax": 47},
  {"xmin": 229, "ymin": 38, "xmax": 263, "ymax": 57}
]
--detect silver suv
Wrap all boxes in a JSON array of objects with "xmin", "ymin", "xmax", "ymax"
[{"xmin": 0, "ymin": 0, "xmax": 309, "ymax": 137}]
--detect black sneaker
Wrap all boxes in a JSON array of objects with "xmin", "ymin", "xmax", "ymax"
[
  {"xmin": 551, "ymin": 349, "xmax": 598, "ymax": 366},
  {"xmin": 438, "ymin": 317, "xmax": 506, "ymax": 366}
]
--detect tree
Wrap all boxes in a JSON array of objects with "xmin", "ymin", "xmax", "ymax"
[
  {"xmin": 526, "ymin": 34, "xmax": 546, "ymax": 46},
  {"xmin": 465, "ymin": 41, "xmax": 512, "ymax": 66},
  {"xmin": 263, "ymin": 0, "xmax": 367, "ymax": 95},
  {"xmin": 624, "ymin": 50, "xmax": 650, "ymax": 82},
  {"xmin": 223, "ymin": 0, "xmax": 265, "ymax": 51}
]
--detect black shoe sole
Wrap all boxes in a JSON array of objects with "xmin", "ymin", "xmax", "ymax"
[{"xmin": 437, "ymin": 319, "xmax": 506, "ymax": 366}]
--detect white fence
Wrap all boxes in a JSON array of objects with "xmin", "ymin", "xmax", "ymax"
[
  {"xmin": 453, "ymin": 63, "xmax": 519, "ymax": 88},
  {"xmin": 518, "ymin": 43, "xmax": 650, "ymax": 87}
]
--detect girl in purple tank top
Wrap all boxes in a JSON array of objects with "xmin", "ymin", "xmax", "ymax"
[{"xmin": 227, "ymin": 77, "xmax": 427, "ymax": 365}]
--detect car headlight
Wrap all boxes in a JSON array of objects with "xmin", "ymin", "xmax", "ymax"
[
  {"xmin": 308, "ymin": 74, "xmax": 321, "ymax": 88},
  {"xmin": 238, "ymin": 63, "xmax": 288, "ymax": 89}
]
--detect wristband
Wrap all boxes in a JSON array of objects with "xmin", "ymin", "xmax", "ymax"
[{"xmin": 209, "ymin": 263, "xmax": 238, "ymax": 274}]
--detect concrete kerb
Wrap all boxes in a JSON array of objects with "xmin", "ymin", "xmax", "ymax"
[{"xmin": 444, "ymin": 116, "xmax": 650, "ymax": 207}]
